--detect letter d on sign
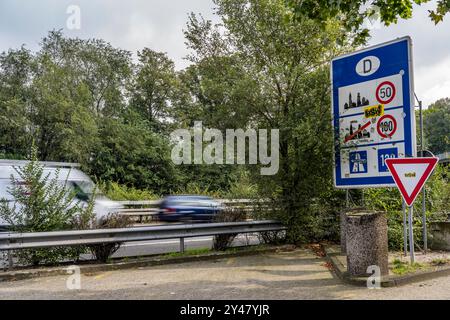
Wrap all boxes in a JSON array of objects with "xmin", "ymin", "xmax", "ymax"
[
  {"xmin": 356, "ymin": 56, "xmax": 380, "ymax": 77},
  {"xmin": 363, "ymin": 59, "xmax": 372, "ymax": 74}
]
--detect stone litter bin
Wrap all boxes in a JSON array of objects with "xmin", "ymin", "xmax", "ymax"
[
  {"xmin": 340, "ymin": 207, "xmax": 366, "ymax": 254},
  {"xmin": 344, "ymin": 210, "xmax": 389, "ymax": 277}
]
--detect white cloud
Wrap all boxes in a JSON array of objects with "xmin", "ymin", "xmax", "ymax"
[
  {"xmin": 368, "ymin": 1, "xmax": 450, "ymax": 106},
  {"xmin": 0, "ymin": 0, "xmax": 218, "ymax": 69},
  {"xmin": 0, "ymin": 0, "xmax": 448, "ymax": 103},
  {"xmin": 416, "ymin": 56, "xmax": 450, "ymax": 106}
]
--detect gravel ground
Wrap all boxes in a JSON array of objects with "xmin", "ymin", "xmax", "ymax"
[
  {"xmin": 330, "ymin": 245, "xmax": 450, "ymax": 275},
  {"xmin": 0, "ymin": 248, "xmax": 449, "ymax": 300},
  {"xmin": 390, "ymin": 250, "xmax": 450, "ymax": 264}
]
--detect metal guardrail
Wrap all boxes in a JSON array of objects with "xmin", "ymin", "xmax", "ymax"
[
  {"xmin": 217, "ymin": 199, "xmax": 271, "ymax": 204},
  {"xmin": 0, "ymin": 220, "xmax": 285, "ymax": 252},
  {"xmin": 116, "ymin": 201, "xmax": 160, "ymax": 223},
  {"xmin": 116, "ymin": 200, "xmax": 161, "ymax": 206},
  {"xmin": 117, "ymin": 208, "xmax": 160, "ymax": 223},
  {"xmin": 116, "ymin": 199, "xmax": 270, "ymax": 206},
  {"xmin": 437, "ymin": 152, "xmax": 450, "ymax": 163},
  {"xmin": 115, "ymin": 199, "xmax": 273, "ymax": 222}
]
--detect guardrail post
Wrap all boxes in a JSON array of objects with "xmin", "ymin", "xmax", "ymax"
[
  {"xmin": 7, "ymin": 250, "xmax": 13, "ymax": 270},
  {"xmin": 180, "ymin": 238, "xmax": 185, "ymax": 253}
]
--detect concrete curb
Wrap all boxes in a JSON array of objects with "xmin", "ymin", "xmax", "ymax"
[
  {"xmin": 324, "ymin": 245, "xmax": 450, "ymax": 287},
  {"xmin": 0, "ymin": 245, "xmax": 294, "ymax": 283}
]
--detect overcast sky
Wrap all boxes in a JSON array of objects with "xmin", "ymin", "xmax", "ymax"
[{"xmin": 0, "ymin": 0, "xmax": 448, "ymax": 106}]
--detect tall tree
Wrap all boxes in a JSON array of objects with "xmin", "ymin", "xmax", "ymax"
[
  {"xmin": 423, "ymin": 98, "xmax": 450, "ymax": 154},
  {"xmin": 130, "ymin": 49, "xmax": 177, "ymax": 132},
  {"xmin": 89, "ymin": 110, "xmax": 178, "ymax": 193},
  {"xmin": 184, "ymin": 0, "xmax": 355, "ymax": 242},
  {"xmin": 39, "ymin": 30, "xmax": 132, "ymax": 117},
  {"xmin": 30, "ymin": 54, "xmax": 99, "ymax": 163},
  {"xmin": 0, "ymin": 47, "xmax": 34, "ymax": 158},
  {"xmin": 0, "ymin": 31, "xmax": 184, "ymax": 194}
]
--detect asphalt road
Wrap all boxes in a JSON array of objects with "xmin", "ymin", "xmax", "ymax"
[{"xmin": 1, "ymin": 248, "xmax": 449, "ymax": 300}]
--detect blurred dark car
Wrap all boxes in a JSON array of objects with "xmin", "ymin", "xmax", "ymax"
[{"xmin": 157, "ymin": 195, "xmax": 224, "ymax": 222}]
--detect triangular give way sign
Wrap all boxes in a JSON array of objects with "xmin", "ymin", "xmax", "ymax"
[{"xmin": 385, "ymin": 157, "xmax": 439, "ymax": 207}]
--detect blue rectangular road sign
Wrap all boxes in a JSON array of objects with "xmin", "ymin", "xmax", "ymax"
[{"xmin": 331, "ymin": 37, "xmax": 417, "ymax": 188}]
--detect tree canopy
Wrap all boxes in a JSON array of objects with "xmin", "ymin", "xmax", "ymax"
[
  {"xmin": 180, "ymin": 0, "xmax": 356, "ymax": 241},
  {"xmin": 423, "ymin": 98, "xmax": 450, "ymax": 154},
  {"xmin": 286, "ymin": 0, "xmax": 450, "ymax": 43}
]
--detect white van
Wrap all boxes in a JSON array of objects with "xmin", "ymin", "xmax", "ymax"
[{"xmin": 0, "ymin": 160, "xmax": 124, "ymax": 231}]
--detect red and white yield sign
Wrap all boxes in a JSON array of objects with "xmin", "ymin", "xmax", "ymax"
[{"xmin": 385, "ymin": 157, "xmax": 439, "ymax": 207}]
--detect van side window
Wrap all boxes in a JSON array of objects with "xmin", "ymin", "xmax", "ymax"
[{"xmin": 0, "ymin": 179, "xmax": 15, "ymax": 201}]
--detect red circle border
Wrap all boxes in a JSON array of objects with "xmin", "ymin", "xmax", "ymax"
[
  {"xmin": 376, "ymin": 81, "xmax": 396, "ymax": 104},
  {"xmin": 377, "ymin": 115, "xmax": 397, "ymax": 138}
]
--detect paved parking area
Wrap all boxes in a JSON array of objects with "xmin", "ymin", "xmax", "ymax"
[{"xmin": 0, "ymin": 248, "xmax": 449, "ymax": 300}]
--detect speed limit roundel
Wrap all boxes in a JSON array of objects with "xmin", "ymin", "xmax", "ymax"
[
  {"xmin": 377, "ymin": 115, "xmax": 397, "ymax": 138},
  {"xmin": 376, "ymin": 81, "xmax": 396, "ymax": 104}
]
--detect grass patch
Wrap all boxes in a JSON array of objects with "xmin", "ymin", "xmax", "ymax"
[
  {"xmin": 431, "ymin": 258, "xmax": 449, "ymax": 266},
  {"xmin": 391, "ymin": 259, "xmax": 425, "ymax": 275},
  {"xmin": 162, "ymin": 244, "xmax": 270, "ymax": 259},
  {"xmin": 163, "ymin": 248, "xmax": 212, "ymax": 258}
]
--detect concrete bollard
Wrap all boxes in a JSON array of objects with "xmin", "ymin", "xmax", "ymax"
[
  {"xmin": 345, "ymin": 210, "xmax": 389, "ymax": 277},
  {"xmin": 429, "ymin": 222, "xmax": 450, "ymax": 250}
]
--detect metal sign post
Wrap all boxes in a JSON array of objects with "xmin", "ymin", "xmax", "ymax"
[
  {"xmin": 419, "ymin": 101, "xmax": 428, "ymax": 254},
  {"xmin": 416, "ymin": 97, "xmax": 428, "ymax": 254},
  {"xmin": 408, "ymin": 206, "xmax": 415, "ymax": 263},
  {"xmin": 402, "ymin": 198, "xmax": 408, "ymax": 257},
  {"xmin": 422, "ymin": 185, "xmax": 427, "ymax": 253},
  {"xmin": 386, "ymin": 157, "xmax": 439, "ymax": 264}
]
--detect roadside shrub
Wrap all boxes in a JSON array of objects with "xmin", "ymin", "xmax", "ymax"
[
  {"xmin": 72, "ymin": 197, "xmax": 132, "ymax": 263},
  {"xmin": 250, "ymin": 199, "xmax": 287, "ymax": 245},
  {"xmin": 224, "ymin": 170, "xmax": 258, "ymax": 199},
  {"xmin": 83, "ymin": 213, "xmax": 133, "ymax": 263},
  {"xmin": 174, "ymin": 181, "xmax": 224, "ymax": 198},
  {"xmin": 254, "ymin": 189, "xmax": 343, "ymax": 245},
  {"xmin": 0, "ymin": 146, "xmax": 89, "ymax": 266},
  {"xmin": 12, "ymin": 247, "xmax": 84, "ymax": 267},
  {"xmin": 98, "ymin": 181, "xmax": 159, "ymax": 201},
  {"xmin": 258, "ymin": 230, "xmax": 287, "ymax": 245},
  {"xmin": 213, "ymin": 208, "xmax": 247, "ymax": 251}
]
